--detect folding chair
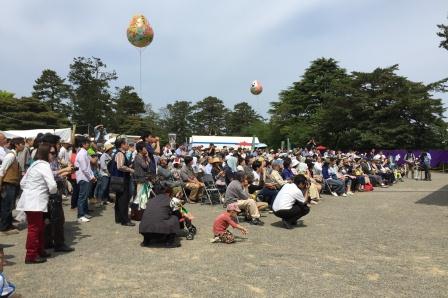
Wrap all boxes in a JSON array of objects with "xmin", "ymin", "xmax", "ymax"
[
  {"xmin": 201, "ymin": 174, "xmax": 222, "ymax": 205},
  {"xmin": 322, "ymin": 179, "xmax": 336, "ymax": 196}
]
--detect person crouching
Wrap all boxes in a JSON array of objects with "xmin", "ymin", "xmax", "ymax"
[
  {"xmin": 272, "ymin": 174, "xmax": 310, "ymax": 229},
  {"xmin": 211, "ymin": 203, "xmax": 248, "ymax": 244},
  {"xmin": 139, "ymin": 181, "xmax": 181, "ymax": 248}
]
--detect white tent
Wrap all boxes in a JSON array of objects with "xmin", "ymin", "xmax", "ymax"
[
  {"xmin": 189, "ymin": 135, "xmax": 267, "ymax": 149},
  {"xmin": 1, "ymin": 128, "xmax": 72, "ymax": 143}
]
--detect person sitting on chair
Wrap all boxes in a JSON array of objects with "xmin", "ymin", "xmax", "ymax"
[
  {"xmin": 272, "ymin": 174, "xmax": 310, "ymax": 229},
  {"xmin": 224, "ymin": 172, "xmax": 264, "ymax": 225},
  {"xmin": 180, "ymin": 156, "xmax": 205, "ymax": 203}
]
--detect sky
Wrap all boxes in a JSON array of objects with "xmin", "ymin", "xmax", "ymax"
[{"xmin": 1, "ymin": 0, "xmax": 447, "ymax": 118}]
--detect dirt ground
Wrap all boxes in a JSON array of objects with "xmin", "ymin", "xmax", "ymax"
[{"xmin": 2, "ymin": 172, "xmax": 447, "ymax": 297}]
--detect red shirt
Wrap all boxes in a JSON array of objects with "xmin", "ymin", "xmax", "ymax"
[{"xmin": 213, "ymin": 212, "xmax": 238, "ymax": 235}]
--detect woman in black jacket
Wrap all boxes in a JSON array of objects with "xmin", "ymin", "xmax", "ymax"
[{"xmin": 139, "ymin": 182, "xmax": 181, "ymax": 248}]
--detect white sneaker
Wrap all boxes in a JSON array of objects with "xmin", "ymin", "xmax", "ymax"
[
  {"xmin": 331, "ymin": 192, "xmax": 338, "ymax": 197},
  {"xmin": 84, "ymin": 214, "xmax": 93, "ymax": 219},
  {"xmin": 347, "ymin": 191, "xmax": 354, "ymax": 196},
  {"xmin": 210, "ymin": 237, "xmax": 220, "ymax": 243},
  {"xmin": 342, "ymin": 193, "xmax": 347, "ymax": 197},
  {"xmin": 78, "ymin": 216, "xmax": 90, "ymax": 223},
  {"xmin": 310, "ymin": 200, "xmax": 318, "ymax": 205}
]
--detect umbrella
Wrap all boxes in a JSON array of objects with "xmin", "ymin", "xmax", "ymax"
[{"xmin": 316, "ymin": 145, "xmax": 327, "ymax": 151}]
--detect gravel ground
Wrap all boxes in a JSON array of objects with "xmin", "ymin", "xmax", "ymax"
[{"xmin": 2, "ymin": 173, "xmax": 447, "ymax": 297}]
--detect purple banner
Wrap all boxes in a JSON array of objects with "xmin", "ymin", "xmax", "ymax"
[{"xmin": 382, "ymin": 150, "xmax": 448, "ymax": 168}]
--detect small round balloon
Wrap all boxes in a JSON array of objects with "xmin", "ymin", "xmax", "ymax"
[
  {"xmin": 127, "ymin": 14, "xmax": 154, "ymax": 48},
  {"xmin": 250, "ymin": 80, "xmax": 263, "ymax": 95}
]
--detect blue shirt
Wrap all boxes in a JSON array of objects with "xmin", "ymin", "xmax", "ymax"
[{"xmin": 281, "ymin": 168, "xmax": 294, "ymax": 180}]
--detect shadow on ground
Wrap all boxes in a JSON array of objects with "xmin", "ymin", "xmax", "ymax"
[
  {"xmin": 270, "ymin": 220, "xmax": 307, "ymax": 229},
  {"xmin": 415, "ymin": 184, "xmax": 448, "ymax": 206}
]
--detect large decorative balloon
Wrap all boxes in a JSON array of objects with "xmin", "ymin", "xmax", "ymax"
[
  {"xmin": 250, "ymin": 80, "xmax": 263, "ymax": 95},
  {"xmin": 127, "ymin": 14, "xmax": 154, "ymax": 48}
]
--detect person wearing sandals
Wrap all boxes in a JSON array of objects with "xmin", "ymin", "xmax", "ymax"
[{"xmin": 16, "ymin": 144, "xmax": 57, "ymax": 264}]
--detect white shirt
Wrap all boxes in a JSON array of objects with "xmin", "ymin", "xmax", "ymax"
[
  {"xmin": 0, "ymin": 146, "xmax": 8, "ymax": 164},
  {"xmin": 58, "ymin": 146, "xmax": 70, "ymax": 165},
  {"xmin": 16, "ymin": 160, "xmax": 57, "ymax": 212},
  {"xmin": 272, "ymin": 183, "xmax": 305, "ymax": 212},
  {"xmin": 75, "ymin": 148, "xmax": 94, "ymax": 183},
  {"xmin": 313, "ymin": 162, "xmax": 322, "ymax": 176},
  {"xmin": 0, "ymin": 150, "xmax": 17, "ymax": 177},
  {"xmin": 204, "ymin": 163, "xmax": 213, "ymax": 175}
]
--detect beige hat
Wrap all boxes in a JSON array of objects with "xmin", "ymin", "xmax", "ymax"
[
  {"xmin": 104, "ymin": 143, "xmax": 114, "ymax": 152},
  {"xmin": 211, "ymin": 157, "xmax": 222, "ymax": 164}
]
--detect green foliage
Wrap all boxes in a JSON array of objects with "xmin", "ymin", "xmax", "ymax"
[
  {"xmin": 32, "ymin": 69, "xmax": 71, "ymax": 114},
  {"xmin": 190, "ymin": 96, "xmax": 229, "ymax": 135},
  {"xmin": 437, "ymin": 17, "xmax": 448, "ymax": 51},
  {"xmin": 68, "ymin": 57, "xmax": 117, "ymax": 132},
  {"xmin": 226, "ymin": 102, "xmax": 261, "ymax": 135},
  {"xmin": 269, "ymin": 58, "xmax": 448, "ymax": 149},
  {"xmin": 160, "ymin": 100, "xmax": 193, "ymax": 144},
  {"xmin": 115, "ymin": 86, "xmax": 145, "ymax": 116},
  {"xmin": 0, "ymin": 92, "xmax": 69, "ymax": 130}
]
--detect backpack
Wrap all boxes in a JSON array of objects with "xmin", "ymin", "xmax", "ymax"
[{"xmin": 364, "ymin": 183, "xmax": 374, "ymax": 192}]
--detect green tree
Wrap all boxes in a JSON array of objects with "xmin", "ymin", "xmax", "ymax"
[
  {"xmin": 68, "ymin": 57, "xmax": 117, "ymax": 132},
  {"xmin": 270, "ymin": 58, "xmax": 349, "ymax": 146},
  {"xmin": 0, "ymin": 91, "xmax": 69, "ymax": 130},
  {"xmin": 115, "ymin": 86, "xmax": 145, "ymax": 116},
  {"xmin": 226, "ymin": 102, "xmax": 261, "ymax": 135},
  {"xmin": 32, "ymin": 69, "xmax": 71, "ymax": 114},
  {"xmin": 269, "ymin": 58, "xmax": 448, "ymax": 149},
  {"xmin": 191, "ymin": 96, "xmax": 229, "ymax": 135},
  {"xmin": 160, "ymin": 100, "xmax": 193, "ymax": 144},
  {"xmin": 437, "ymin": 17, "xmax": 448, "ymax": 51}
]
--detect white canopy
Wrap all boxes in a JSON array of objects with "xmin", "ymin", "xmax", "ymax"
[
  {"xmin": 189, "ymin": 135, "xmax": 265, "ymax": 149},
  {"xmin": 1, "ymin": 128, "xmax": 72, "ymax": 143}
]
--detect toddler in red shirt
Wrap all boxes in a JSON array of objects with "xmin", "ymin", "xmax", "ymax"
[{"xmin": 211, "ymin": 203, "xmax": 248, "ymax": 244}]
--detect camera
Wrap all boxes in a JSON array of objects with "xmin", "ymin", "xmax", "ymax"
[{"xmin": 72, "ymin": 166, "xmax": 79, "ymax": 171}]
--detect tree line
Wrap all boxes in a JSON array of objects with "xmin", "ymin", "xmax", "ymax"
[{"xmin": 1, "ymin": 19, "xmax": 447, "ymax": 149}]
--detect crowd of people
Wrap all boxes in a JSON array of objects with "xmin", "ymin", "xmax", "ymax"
[{"xmin": 0, "ymin": 130, "xmax": 434, "ymax": 270}]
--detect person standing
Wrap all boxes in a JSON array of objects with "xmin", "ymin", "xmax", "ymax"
[
  {"xmin": 17, "ymin": 137, "xmax": 32, "ymax": 176},
  {"xmin": 0, "ymin": 138, "xmax": 25, "ymax": 234},
  {"xmin": 75, "ymin": 137, "xmax": 95, "ymax": 223},
  {"xmin": 141, "ymin": 132, "xmax": 160, "ymax": 175},
  {"xmin": 69, "ymin": 145, "xmax": 79, "ymax": 209},
  {"xmin": 98, "ymin": 143, "xmax": 113, "ymax": 205},
  {"xmin": 58, "ymin": 142, "xmax": 71, "ymax": 166},
  {"xmin": 42, "ymin": 135, "xmax": 74, "ymax": 253},
  {"xmin": 16, "ymin": 143, "xmax": 57, "ymax": 264},
  {"xmin": 0, "ymin": 133, "xmax": 9, "ymax": 164},
  {"xmin": 272, "ymin": 174, "xmax": 310, "ymax": 229},
  {"xmin": 132, "ymin": 142, "xmax": 150, "ymax": 212},
  {"xmin": 110, "ymin": 138, "xmax": 135, "ymax": 226}
]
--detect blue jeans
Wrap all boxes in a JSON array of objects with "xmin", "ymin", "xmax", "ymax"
[
  {"xmin": 259, "ymin": 188, "xmax": 278, "ymax": 208},
  {"xmin": 326, "ymin": 179, "xmax": 345, "ymax": 195},
  {"xmin": 97, "ymin": 176, "xmax": 110, "ymax": 202},
  {"xmin": 0, "ymin": 183, "xmax": 18, "ymax": 231},
  {"xmin": 78, "ymin": 180, "xmax": 91, "ymax": 218}
]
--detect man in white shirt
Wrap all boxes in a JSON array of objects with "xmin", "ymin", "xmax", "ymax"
[
  {"xmin": 272, "ymin": 174, "xmax": 310, "ymax": 229},
  {"xmin": 75, "ymin": 137, "xmax": 95, "ymax": 223},
  {"xmin": 0, "ymin": 133, "xmax": 8, "ymax": 164},
  {"xmin": 58, "ymin": 142, "xmax": 71, "ymax": 166},
  {"xmin": 0, "ymin": 138, "xmax": 25, "ymax": 234}
]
